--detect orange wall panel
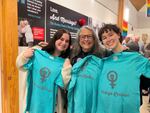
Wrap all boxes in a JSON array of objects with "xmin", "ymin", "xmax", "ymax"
[{"xmin": 0, "ymin": 0, "xmax": 19, "ymax": 113}]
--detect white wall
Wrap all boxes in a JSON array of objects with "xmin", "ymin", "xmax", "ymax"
[
  {"xmin": 127, "ymin": 0, "xmax": 138, "ymax": 28},
  {"xmin": 96, "ymin": 0, "xmax": 118, "ymax": 14},
  {"xmin": 50, "ymin": 0, "xmax": 118, "ymax": 24},
  {"xmin": 138, "ymin": 4, "xmax": 150, "ymax": 28},
  {"xmin": 136, "ymin": 5, "xmax": 150, "ymax": 39},
  {"xmin": 128, "ymin": 3, "xmax": 150, "ymax": 42},
  {"xmin": 125, "ymin": 0, "xmax": 138, "ymax": 35}
]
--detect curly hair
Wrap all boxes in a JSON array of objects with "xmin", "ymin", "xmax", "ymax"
[{"xmin": 98, "ymin": 23, "xmax": 123, "ymax": 43}]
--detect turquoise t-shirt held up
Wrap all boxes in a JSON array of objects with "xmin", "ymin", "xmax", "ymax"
[
  {"xmin": 68, "ymin": 55, "xmax": 103, "ymax": 113},
  {"xmin": 97, "ymin": 51, "xmax": 150, "ymax": 113},
  {"xmin": 23, "ymin": 49, "xmax": 64, "ymax": 113}
]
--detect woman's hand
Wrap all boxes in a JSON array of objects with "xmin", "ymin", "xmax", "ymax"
[
  {"xmin": 63, "ymin": 58, "xmax": 71, "ymax": 67},
  {"xmin": 23, "ymin": 47, "xmax": 34, "ymax": 58},
  {"xmin": 122, "ymin": 45, "xmax": 129, "ymax": 50},
  {"xmin": 38, "ymin": 41, "xmax": 48, "ymax": 47}
]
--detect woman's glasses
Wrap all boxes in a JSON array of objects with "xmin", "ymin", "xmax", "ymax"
[{"xmin": 79, "ymin": 35, "xmax": 93, "ymax": 40}]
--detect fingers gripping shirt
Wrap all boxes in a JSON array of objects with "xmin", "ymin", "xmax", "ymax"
[
  {"xmin": 67, "ymin": 55, "xmax": 103, "ymax": 113},
  {"xmin": 96, "ymin": 52, "xmax": 150, "ymax": 113},
  {"xmin": 23, "ymin": 49, "xmax": 65, "ymax": 113}
]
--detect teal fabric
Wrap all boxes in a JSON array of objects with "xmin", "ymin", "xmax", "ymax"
[
  {"xmin": 68, "ymin": 55, "xmax": 103, "ymax": 113},
  {"xmin": 97, "ymin": 52, "xmax": 150, "ymax": 113},
  {"xmin": 23, "ymin": 49, "xmax": 64, "ymax": 113}
]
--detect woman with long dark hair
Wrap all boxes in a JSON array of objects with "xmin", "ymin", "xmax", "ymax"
[{"xmin": 16, "ymin": 29, "xmax": 71, "ymax": 113}]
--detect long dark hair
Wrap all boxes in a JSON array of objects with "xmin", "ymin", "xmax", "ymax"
[{"xmin": 42, "ymin": 29, "xmax": 71, "ymax": 58}]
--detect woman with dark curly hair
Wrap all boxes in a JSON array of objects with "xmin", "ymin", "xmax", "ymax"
[{"xmin": 97, "ymin": 23, "xmax": 150, "ymax": 113}]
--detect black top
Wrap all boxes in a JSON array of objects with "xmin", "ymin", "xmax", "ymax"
[
  {"xmin": 71, "ymin": 51, "xmax": 92, "ymax": 65},
  {"xmin": 71, "ymin": 48, "xmax": 113, "ymax": 65}
]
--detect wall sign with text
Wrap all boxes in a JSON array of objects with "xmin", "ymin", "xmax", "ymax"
[{"xmin": 18, "ymin": 0, "xmax": 89, "ymax": 46}]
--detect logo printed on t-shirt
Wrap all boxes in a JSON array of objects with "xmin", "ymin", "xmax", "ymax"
[
  {"xmin": 40, "ymin": 67, "xmax": 50, "ymax": 82},
  {"xmin": 107, "ymin": 71, "xmax": 118, "ymax": 88}
]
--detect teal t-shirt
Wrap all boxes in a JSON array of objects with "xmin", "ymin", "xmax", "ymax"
[
  {"xmin": 68, "ymin": 55, "xmax": 103, "ymax": 113},
  {"xmin": 23, "ymin": 49, "xmax": 65, "ymax": 113},
  {"xmin": 97, "ymin": 52, "xmax": 150, "ymax": 113}
]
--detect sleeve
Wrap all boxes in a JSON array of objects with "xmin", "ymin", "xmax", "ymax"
[
  {"xmin": 67, "ymin": 72, "xmax": 77, "ymax": 113},
  {"xmin": 55, "ymin": 71, "xmax": 65, "ymax": 88},
  {"xmin": 23, "ymin": 59, "xmax": 33, "ymax": 70},
  {"xmin": 61, "ymin": 65, "xmax": 72, "ymax": 88},
  {"xmin": 16, "ymin": 51, "xmax": 30, "ymax": 71},
  {"xmin": 137, "ymin": 55, "xmax": 150, "ymax": 78},
  {"xmin": 67, "ymin": 56, "xmax": 92, "ymax": 90},
  {"xmin": 142, "ymin": 59, "xmax": 150, "ymax": 78},
  {"xmin": 67, "ymin": 72, "xmax": 77, "ymax": 90},
  {"xmin": 67, "ymin": 57, "xmax": 88, "ymax": 90}
]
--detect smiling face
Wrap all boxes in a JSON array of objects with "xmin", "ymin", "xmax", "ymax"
[
  {"xmin": 55, "ymin": 33, "xmax": 70, "ymax": 54},
  {"xmin": 101, "ymin": 30, "xmax": 121, "ymax": 51},
  {"xmin": 98, "ymin": 24, "xmax": 124, "ymax": 53},
  {"xmin": 79, "ymin": 28, "xmax": 94, "ymax": 52}
]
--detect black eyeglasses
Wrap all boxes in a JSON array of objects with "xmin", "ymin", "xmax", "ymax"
[{"xmin": 79, "ymin": 35, "xmax": 93, "ymax": 40}]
